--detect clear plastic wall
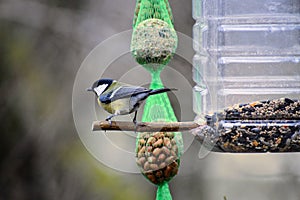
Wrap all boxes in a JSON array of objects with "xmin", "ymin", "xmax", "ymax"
[{"xmin": 193, "ymin": 0, "xmax": 300, "ymax": 153}]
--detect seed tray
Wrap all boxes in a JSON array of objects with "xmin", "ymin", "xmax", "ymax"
[
  {"xmin": 222, "ymin": 98, "xmax": 300, "ymax": 120},
  {"xmin": 201, "ymin": 98, "xmax": 300, "ymax": 153},
  {"xmin": 217, "ymin": 120, "xmax": 300, "ymax": 152}
]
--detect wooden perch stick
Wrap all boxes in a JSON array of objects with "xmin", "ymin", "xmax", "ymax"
[{"xmin": 92, "ymin": 121, "xmax": 201, "ymax": 132}]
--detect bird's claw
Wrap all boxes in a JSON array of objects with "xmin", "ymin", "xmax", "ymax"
[
  {"xmin": 105, "ymin": 118, "xmax": 112, "ymax": 127},
  {"xmin": 133, "ymin": 120, "xmax": 138, "ymax": 133}
]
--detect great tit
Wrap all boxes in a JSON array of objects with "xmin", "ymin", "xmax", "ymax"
[{"xmin": 87, "ymin": 78, "xmax": 176, "ymax": 124}]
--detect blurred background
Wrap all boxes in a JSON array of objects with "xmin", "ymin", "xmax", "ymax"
[
  {"xmin": 1, "ymin": 0, "xmax": 300, "ymax": 200},
  {"xmin": 0, "ymin": 0, "xmax": 195, "ymax": 199}
]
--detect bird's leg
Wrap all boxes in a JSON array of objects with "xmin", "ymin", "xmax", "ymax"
[
  {"xmin": 133, "ymin": 110, "xmax": 138, "ymax": 132},
  {"xmin": 106, "ymin": 114, "xmax": 116, "ymax": 126},
  {"xmin": 133, "ymin": 111, "xmax": 138, "ymax": 124}
]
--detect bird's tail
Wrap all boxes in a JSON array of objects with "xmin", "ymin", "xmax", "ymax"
[{"xmin": 149, "ymin": 88, "xmax": 177, "ymax": 96}]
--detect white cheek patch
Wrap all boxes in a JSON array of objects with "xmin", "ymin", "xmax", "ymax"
[{"xmin": 94, "ymin": 84, "xmax": 108, "ymax": 96}]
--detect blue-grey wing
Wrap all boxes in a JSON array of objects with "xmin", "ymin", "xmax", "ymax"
[
  {"xmin": 100, "ymin": 86, "xmax": 150, "ymax": 104},
  {"xmin": 128, "ymin": 93, "xmax": 150, "ymax": 112}
]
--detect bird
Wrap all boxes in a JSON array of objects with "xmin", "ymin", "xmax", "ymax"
[{"xmin": 87, "ymin": 78, "xmax": 177, "ymax": 124}]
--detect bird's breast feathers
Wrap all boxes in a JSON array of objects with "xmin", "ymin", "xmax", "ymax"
[{"xmin": 99, "ymin": 98, "xmax": 131, "ymax": 115}]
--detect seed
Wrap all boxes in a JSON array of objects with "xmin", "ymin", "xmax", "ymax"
[
  {"xmin": 139, "ymin": 138, "xmax": 146, "ymax": 145},
  {"xmin": 153, "ymin": 132, "xmax": 164, "ymax": 139},
  {"xmin": 284, "ymin": 98, "xmax": 294, "ymax": 104},
  {"xmin": 140, "ymin": 132, "xmax": 150, "ymax": 139},
  {"xmin": 137, "ymin": 157, "xmax": 146, "ymax": 167},
  {"xmin": 251, "ymin": 128, "xmax": 260, "ymax": 133},
  {"xmin": 137, "ymin": 146, "xmax": 146, "ymax": 158},
  {"xmin": 147, "ymin": 173, "xmax": 157, "ymax": 183},
  {"xmin": 291, "ymin": 132, "xmax": 299, "ymax": 140},
  {"xmin": 153, "ymin": 138, "xmax": 163, "ymax": 148},
  {"xmin": 164, "ymin": 138, "xmax": 171, "ymax": 148},
  {"xmin": 169, "ymin": 161, "xmax": 178, "ymax": 169},
  {"xmin": 170, "ymin": 150, "xmax": 177, "ymax": 157},
  {"xmin": 147, "ymin": 137, "xmax": 156, "ymax": 145},
  {"xmin": 139, "ymin": 146, "xmax": 145, "ymax": 153},
  {"xmin": 165, "ymin": 156, "xmax": 175, "ymax": 164},
  {"xmin": 137, "ymin": 152, "xmax": 143, "ymax": 158},
  {"xmin": 171, "ymin": 166, "xmax": 178, "ymax": 176},
  {"xmin": 158, "ymin": 153, "xmax": 166, "ymax": 162},
  {"xmin": 253, "ymin": 140, "xmax": 258, "ymax": 147},
  {"xmin": 150, "ymin": 164, "xmax": 159, "ymax": 171},
  {"xmin": 144, "ymin": 162, "xmax": 150, "ymax": 171},
  {"xmin": 136, "ymin": 145, "xmax": 141, "ymax": 154},
  {"xmin": 148, "ymin": 156, "xmax": 156, "ymax": 163},
  {"xmin": 275, "ymin": 138, "xmax": 282, "ymax": 145},
  {"xmin": 153, "ymin": 148, "xmax": 162, "ymax": 157},
  {"xmin": 171, "ymin": 138, "xmax": 177, "ymax": 145},
  {"xmin": 162, "ymin": 146, "xmax": 170, "ymax": 155},
  {"xmin": 146, "ymin": 146, "xmax": 153, "ymax": 153},
  {"xmin": 166, "ymin": 132, "xmax": 174, "ymax": 138},
  {"xmin": 250, "ymin": 101, "xmax": 262, "ymax": 107},
  {"xmin": 164, "ymin": 166, "xmax": 172, "ymax": 178},
  {"xmin": 159, "ymin": 162, "xmax": 167, "ymax": 169},
  {"xmin": 286, "ymin": 138, "xmax": 291, "ymax": 146},
  {"xmin": 171, "ymin": 145, "xmax": 178, "ymax": 154},
  {"xmin": 260, "ymin": 139, "xmax": 271, "ymax": 147}
]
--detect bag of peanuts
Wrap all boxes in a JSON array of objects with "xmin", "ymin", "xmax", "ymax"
[{"xmin": 136, "ymin": 131, "xmax": 183, "ymax": 185}]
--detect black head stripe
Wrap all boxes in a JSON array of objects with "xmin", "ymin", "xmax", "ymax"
[{"xmin": 92, "ymin": 78, "xmax": 113, "ymax": 89}]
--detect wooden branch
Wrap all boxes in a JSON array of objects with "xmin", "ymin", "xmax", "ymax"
[{"xmin": 92, "ymin": 121, "xmax": 201, "ymax": 132}]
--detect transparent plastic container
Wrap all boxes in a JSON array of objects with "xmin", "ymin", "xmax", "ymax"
[{"xmin": 192, "ymin": 0, "xmax": 300, "ymax": 152}]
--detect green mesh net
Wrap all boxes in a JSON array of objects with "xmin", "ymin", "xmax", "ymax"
[
  {"xmin": 135, "ymin": 73, "xmax": 183, "ymax": 200},
  {"xmin": 131, "ymin": 0, "xmax": 178, "ymax": 66},
  {"xmin": 132, "ymin": 1, "xmax": 181, "ymax": 200},
  {"xmin": 133, "ymin": 0, "xmax": 174, "ymax": 28}
]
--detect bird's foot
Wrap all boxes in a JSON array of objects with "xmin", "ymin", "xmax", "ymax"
[
  {"xmin": 105, "ymin": 118, "xmax": 113, "ymax": 127},
  {"xmin": 133, "ymin": 119, "xmax": 138, "ymax": 133},
  {"xmin": 106, "ymin": 114, "xmax": 117, "ymax": 127}
]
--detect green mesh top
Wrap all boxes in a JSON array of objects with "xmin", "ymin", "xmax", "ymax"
[{"xmin": 133, "ymin": 0, "xmax": 174, "ymax": 29}]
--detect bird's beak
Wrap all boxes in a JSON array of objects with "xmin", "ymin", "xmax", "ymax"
[{"xmin": 86, "ymin": 88, "xmax": 93, "ymax": 92}]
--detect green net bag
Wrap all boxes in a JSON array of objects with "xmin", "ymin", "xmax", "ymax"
[
  {"xmin": 135, "ymin": 74, "xmax": 183, "ymax": 200},
  {"xmin": 132, "ymin": 1, "xmax": 182, "ymax": 199},
  {"xmin": 131, "ymin": 0, "xmax": 178, "ymax": 66}
]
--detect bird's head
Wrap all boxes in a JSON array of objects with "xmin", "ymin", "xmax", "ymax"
[{"xmin": 86, "ymin": 78, "xmax": 115, "ymax": 96}]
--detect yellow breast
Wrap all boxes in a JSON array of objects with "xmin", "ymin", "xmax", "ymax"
[{"xmin": 99, "ymin": 98, "xmax": 130, "ymax": 115}]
